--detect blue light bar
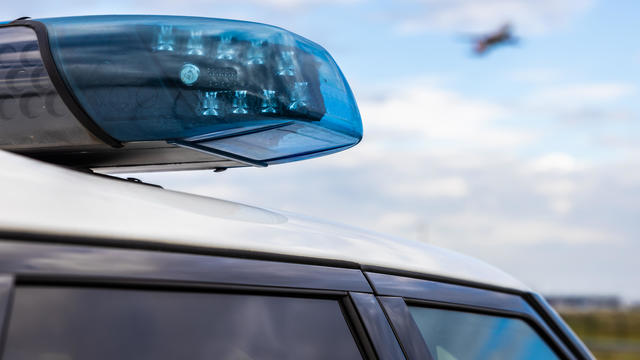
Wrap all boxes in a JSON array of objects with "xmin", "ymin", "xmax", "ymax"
[{"xmin": 38, "ymin": 15, "xmax": 362, "ymax": 166}]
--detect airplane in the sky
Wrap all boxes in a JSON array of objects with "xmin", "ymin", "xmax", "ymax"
[{"xmin": 468, "ymin": 23, "xmax": 519, "ymax": 55}]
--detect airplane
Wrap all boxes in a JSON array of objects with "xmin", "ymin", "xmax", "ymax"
[{"xmin": 467, "ymin": 23, "xmax": 519, "ymax": 55}]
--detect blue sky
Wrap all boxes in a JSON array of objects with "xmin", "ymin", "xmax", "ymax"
[{"xmin": 7, "ymin": 0, "xmax": 640, "ymax": 300}]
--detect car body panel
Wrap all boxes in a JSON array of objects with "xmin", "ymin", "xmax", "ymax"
[{"xmin": 0, "ymin": 150, "xmax": 527, "ymax": 292}]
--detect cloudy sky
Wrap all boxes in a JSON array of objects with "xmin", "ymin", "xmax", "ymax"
[{"xmin": 8, "ymin": 0, "xmax": 640, "ymax": 300}]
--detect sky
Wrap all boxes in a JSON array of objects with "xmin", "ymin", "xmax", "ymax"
[{"xmin": 7, "ymin": 0, "xmax": 640, "ymax": 301}]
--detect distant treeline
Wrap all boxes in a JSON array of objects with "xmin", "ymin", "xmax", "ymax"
[{"xmin": 561, "ymin": 310, "xmax": 640, "ymax": 360}]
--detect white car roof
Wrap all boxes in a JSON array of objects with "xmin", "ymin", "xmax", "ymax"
[{"xmin": 0, "ymin": 150, "xmax": 528, "ymax": 292}]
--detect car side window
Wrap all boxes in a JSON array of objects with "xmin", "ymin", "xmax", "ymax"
[
  {"xmin": 3, "ymin": 287, "xmax": 364, "ymax": 360},
  {"xmin": 408, "ymin": 306, "xmax": 560, "ymax": 360}
]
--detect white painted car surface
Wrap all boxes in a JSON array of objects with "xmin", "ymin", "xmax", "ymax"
[{"xmin": 0, "ymin": 150, "xmax": 527, "ymax": 291}]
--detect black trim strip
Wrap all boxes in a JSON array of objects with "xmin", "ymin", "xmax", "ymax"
[
  {"xmin": 0, "ymin": 20, "xmax": 122, "ymax": 148},
  {"xmin": 366, "ymin": 272, "xmax": 530, "ymax": 313},
  {"xmin": 404, "ymin": 297, "xmax": 534, "ymax": 318},
  {"xmin": 16, "ymin": 275, "xmax": 350, "ymax": 299},
  {"xmin": 0, "ymin": 230, "xmax": 361, "ymax": 270},
  {"xmin": 0, "ymin": 239, "xmax": 372, "ymax": 292},
  {"xmin": 10, "ymin": 17, "xmax": 31, "ymax": 23},
  {"xmin": 362, "ymin": 264, "xmax": 524, "ymax": 295}
]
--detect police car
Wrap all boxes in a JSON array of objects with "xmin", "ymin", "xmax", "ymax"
[{"xmin": 0, "ymin": 15, "xmax": 593, "ymax": 360}]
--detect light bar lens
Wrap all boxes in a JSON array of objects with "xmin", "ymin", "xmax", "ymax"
[{"xmin": 39, "ymin": 16, "xmax": 362, "ymax": 164}]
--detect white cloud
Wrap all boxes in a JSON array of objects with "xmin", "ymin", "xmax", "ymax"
[
  {"xmin": 527, "ymin": 83, "xmax": 635, "ymax": 107},
  {"xmin": 431, "ymin": 212, "xmax": 613, "ymax": 246},
  {"xmin": 549, "ymin": 198, "xmax": 573, "ymax": 215},
  {"xmin": 533, "ymin": 178, "xmax": 578, "ymax": 215},
  {"xmin": 396, "ymin": 0, "xmax": 594, "ymax": 35},
  {"xmin": 359, "ymin": 85, "xmax": 532, "ymax": 151},
  {"xmin": 535, "ymin": 179, "xmax": 576, "ymax": 197},
  {"xmin": 508, "ymin": 68, "xmax": 561, "ymax": 85},
  {"xmin": 522, "ymin": 82, "xmax": 636, "ymax": 123},
  {"xmin": 376, "ymin": 212, "xmax": 423, "ymax": 230},
  {"xmin": 534, "ymin": 179, "xmax": 577, "ymax": 197},
  {"xmin": 388, "ymin": 176, "xmax": 469, "ymax": 199},
  {"xmin": 523, "ymin": 153, "xmax": 586, "ymax": 215},
  {"xmin": 525, "ymin": 153, "xmax": 585, "ymax": 174}
]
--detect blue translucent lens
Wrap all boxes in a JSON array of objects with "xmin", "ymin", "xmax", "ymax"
[
  {"xmin": 39, "ymin": 15, "xmax": 362, "ymax": 164},
  {"xmin": 247, "ymin": 40, "xmax": 266, "ymax": 65},
  {"xmin": 200, "ymin": 91, "xmax": 221, "ymax": 116},
  {"xmin": 261, "ymin": 89, "xmax": 277, "ymax": 113},
  {"xmin": 186, "ymin": 30, "xmax": 204, "ymax": 56},
  {"xmin": 277, "ymin": 50, "xmax": 296, "ymax": 76},
  {"xmin": 232, "ymin": 90, "xmax": 248, "ymax": 114},
  {"xmin": 155, "ymin": 25, "xmax": 175, "ymax": 51},
  {"xmin": 289, "ymin": 82, "xmax": 309, "ymax": 110},
  {"xmin": 216, "ymin": 34, "xmax": 237, "ymax": 60}
]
